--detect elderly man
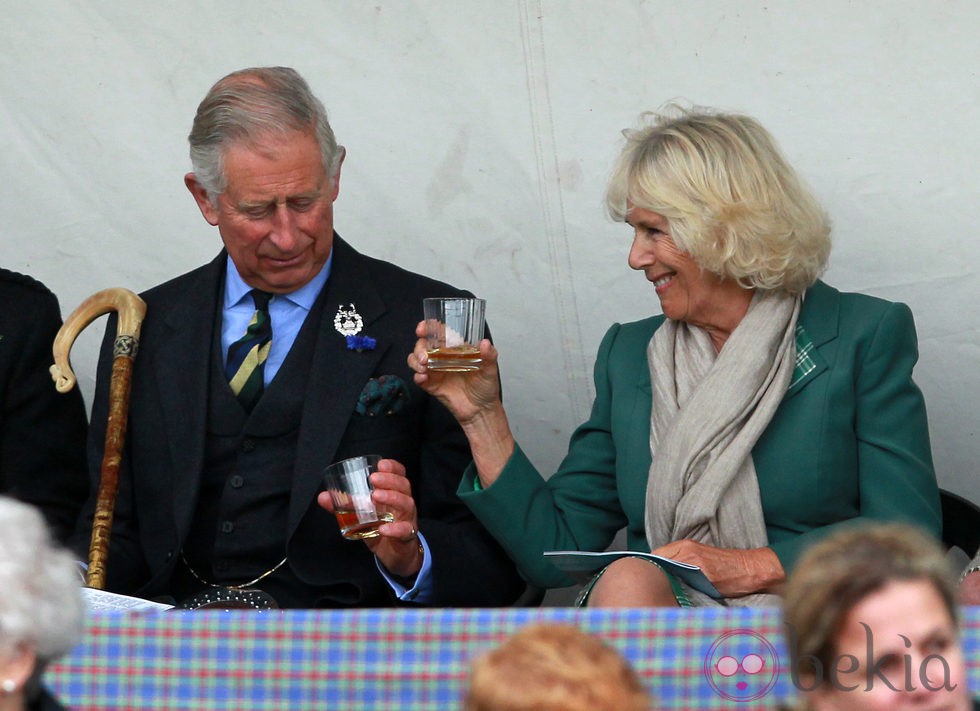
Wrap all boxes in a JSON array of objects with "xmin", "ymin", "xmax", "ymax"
[{"xmin": 76, "ymin": 67, "xmax": 522, "ymax": 608}]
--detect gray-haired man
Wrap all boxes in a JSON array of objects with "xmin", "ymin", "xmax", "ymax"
[{"xmin": 76, "ymin": 67, "xmax": 522, "ymax": 608}]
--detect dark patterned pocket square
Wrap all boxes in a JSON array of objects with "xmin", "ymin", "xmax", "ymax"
[{"xmin": 356, "ymin": 375, "xmax": 410, "ymax": 417}]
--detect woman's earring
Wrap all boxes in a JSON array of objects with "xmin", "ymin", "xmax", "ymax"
[{"xmin": 1, "ymin": 679, "xmax": 16, "ymax": 693}]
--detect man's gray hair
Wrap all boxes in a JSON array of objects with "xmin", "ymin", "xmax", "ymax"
[
  {"xmin": 0, "ymin": 497, "xmax": 84, "ymax": 666},
  {"xmin": 188, "ymin": 66, "xmax": 343, "ymax": 198}
]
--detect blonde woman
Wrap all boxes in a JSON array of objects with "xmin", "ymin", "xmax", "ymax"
[{"xmin": 410, "ymin": 105, "xmax": 940, "ymax": 607}]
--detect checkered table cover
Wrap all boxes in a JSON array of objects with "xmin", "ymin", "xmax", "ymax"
[{"xmin": 44, "ymin": 606, "xmax": 980, "ymax": 710}]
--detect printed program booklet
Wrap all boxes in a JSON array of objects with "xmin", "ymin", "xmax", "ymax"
[
  {"xmin": 81, "ymin": 587, "xmax": 174, "ymax": 612},
  {"xmin": 543, "ymin": 550, "xmax": 722, "ymax": 599}
]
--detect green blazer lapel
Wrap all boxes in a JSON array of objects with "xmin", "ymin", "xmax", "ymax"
[{"xmin": 785, "ymin": 280, "xmax": 838, "ymax": 399}]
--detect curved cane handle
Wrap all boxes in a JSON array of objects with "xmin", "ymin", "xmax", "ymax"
[{"xmin": 50, "ymin": 288, "xmax": 147, "ymax": 392}]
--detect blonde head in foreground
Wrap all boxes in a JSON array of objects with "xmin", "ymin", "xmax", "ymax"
[{"xmin": 464, "ymin": 623, "xmax": 653, "ymax": 711}]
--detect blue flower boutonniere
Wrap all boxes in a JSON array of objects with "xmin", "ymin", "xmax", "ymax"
[
  {"xmin": 346, "ymin": 334, "xmax": 377, "ymax": 351},
  {"xmin": 335, "ymin": 303, "xmax": 376, "ymax": 351}
]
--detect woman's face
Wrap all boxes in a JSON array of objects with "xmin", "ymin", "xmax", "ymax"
[
  {"xmin": 810, "ymin": 579, "xmax": 969, "ymax": 711},
  {"xmin": 625, "ymin": 205, "xmax": 750, "ymax": 341}
]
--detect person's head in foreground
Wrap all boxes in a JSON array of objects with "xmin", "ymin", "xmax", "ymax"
[
  {"xmin": 783, "ymin": 523, "xmax": 970, "ymax": 711},
  {"xmin": 464, "ymin": 623, "xmax": 654, "ymax": 711},
  {"xmin": 0, "ymin": 497, "xmax": 83, "ymax": 711}
]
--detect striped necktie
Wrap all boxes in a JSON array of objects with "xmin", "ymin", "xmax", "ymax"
[{"xmin": 225, "ymin": 290, "xmax": 273, "ymax": 411}]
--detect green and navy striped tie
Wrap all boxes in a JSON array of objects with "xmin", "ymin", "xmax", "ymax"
[{"xmin": 225, "ymin": 290, "xmax": 273, "ymax": 411}]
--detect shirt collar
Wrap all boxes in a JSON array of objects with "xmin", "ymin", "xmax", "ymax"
[{"xmin": 223, "ymin": 251, "xmax": 333, "ymax": 310}]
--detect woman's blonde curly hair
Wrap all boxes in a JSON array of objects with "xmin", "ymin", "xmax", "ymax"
[{"xmin": 606, "ymin": 104, "xmax": 831, "ymax": 295}]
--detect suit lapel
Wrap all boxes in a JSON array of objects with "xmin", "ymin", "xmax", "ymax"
[
  {"xmin": 785, "ymin": 280, "xmax": 838, "ymax": 399},
  {"xmin": 289, "ymin": 237, "xmax": 390, "ymax": 531},
  {"xmin": 149, "ymin": 254, "xmax": 224, "ymax": 534}
]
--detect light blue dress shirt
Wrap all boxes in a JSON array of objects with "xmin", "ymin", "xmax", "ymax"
[
  {"xmin": 221, "ymin": 255, "xmax": 332, "ymax": 384},
  {"xmin": 220, "ymin": 255, "xmax": 433, "ymax": 602}
]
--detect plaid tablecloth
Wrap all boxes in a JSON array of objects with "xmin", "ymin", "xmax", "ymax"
[{"xmin": 45, "ymin": 606, "xmax": 980, "ymax": 710}]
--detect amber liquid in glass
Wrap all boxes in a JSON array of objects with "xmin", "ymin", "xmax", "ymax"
[
  {"xmin": 427, "ymin": 345, "xmax": 481, "ymax": 371},
  {"xmin": 335, "ymin": 510, "xmax": 394, "ymax": 540}
]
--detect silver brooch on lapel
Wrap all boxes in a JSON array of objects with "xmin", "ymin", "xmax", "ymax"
[{"xmin": 334, "ymin": 303, "xmax": 363, "ymax": 336}]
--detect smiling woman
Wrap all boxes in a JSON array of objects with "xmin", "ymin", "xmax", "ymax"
[
  {"xmin": 623, "ymin": 203, "xmax": 751, "ymax": 351},
  {"xmin": 408, "ymin": 103, "xmax": 942, "ymax": 610}
]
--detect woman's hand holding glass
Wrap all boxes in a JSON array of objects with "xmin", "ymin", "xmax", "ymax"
[{"xmin": 408, "ymin": 321, "xmax": 515, "ymax": 487}]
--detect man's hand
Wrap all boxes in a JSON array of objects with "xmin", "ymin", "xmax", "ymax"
[{"xmin": 317, "ymin": 458, "xmax": 423, "ymax": 581}]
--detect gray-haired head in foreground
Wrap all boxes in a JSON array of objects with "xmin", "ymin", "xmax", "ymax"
[
  {"xmin": 0, "ymin": 497, "xmax": 84, "ymax": 666},
  {"xmin": 606, "ymin": 103, "xmax": 831, "ymax": 295},
  {"xmin": 188, "ymin": 66, "xmax": 343, "ymax": 199}
]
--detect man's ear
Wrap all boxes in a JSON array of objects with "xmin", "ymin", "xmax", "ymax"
[
  {"xmin": 184, "ymin": 173, "xmax": 220, "ymax": 226},
  {"xmin": 329, "ymin": 147, "xmax": 346, "ymax": 202}
]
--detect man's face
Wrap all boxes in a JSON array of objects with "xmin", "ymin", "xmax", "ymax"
[{"xmin": 186, "ymin": 130, "xmax": 342, "ymax": 294}]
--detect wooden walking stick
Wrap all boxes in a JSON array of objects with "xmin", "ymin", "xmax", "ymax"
[{"xmin": 50, "ymin": 288, "xmax": 146, "ymax": 589}]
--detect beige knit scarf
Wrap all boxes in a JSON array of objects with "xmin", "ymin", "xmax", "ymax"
[{"xmin": 644, "ymin": 289, "xmax": 800, "ymax": 607}]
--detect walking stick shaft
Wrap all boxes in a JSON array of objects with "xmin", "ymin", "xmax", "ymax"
[{"xmin": 86, "ymin": 348, "xmax": 136, "ymax": 588}]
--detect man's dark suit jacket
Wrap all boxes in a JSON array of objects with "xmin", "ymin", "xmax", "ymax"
[
  {"xmin": 0, "ymin": 268, "xmax": 88, "ymax": 542},
  {"xmin": 77, "ymin": 237, "xmax": 523, "ymax": 606}
]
